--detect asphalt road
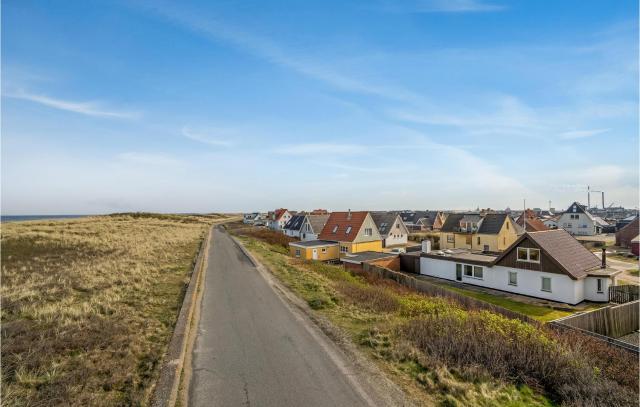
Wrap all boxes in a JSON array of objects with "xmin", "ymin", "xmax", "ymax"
[{"xmin": 188, "ymin": 228, "xmax": 372, "ymax": 407}]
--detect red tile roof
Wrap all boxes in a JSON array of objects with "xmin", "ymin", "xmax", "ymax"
[
  {"xmin": 274, "ymin": 208, "xmax": 288, "ymax": 221},
  {"xmin": 318, "ymin": 211, "xmax": 369, "ymax": 242},
  {"xmin": 516, "ymin": 209, "xmax": 549, "ymax": 232}
]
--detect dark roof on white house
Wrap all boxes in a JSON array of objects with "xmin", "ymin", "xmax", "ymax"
[
  {"xmin": 283, "ymin": 215, "xmax": 305, "ymax": 231},
  {"xmin": 370, "ymin": 212, "xmax": 400, "ymax": 237}
]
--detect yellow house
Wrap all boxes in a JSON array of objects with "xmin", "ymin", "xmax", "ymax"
[
  {"xmin": 439, "ymin": 213, "xmax": 520, "ymax": 252},
  {"xmin": 473, "ymin": 213, "xmax": 520, "ymax": 251},
  {"xmin": 318, "ymin": 211, "xmax": 383, "ymax": 257},
  {"xmin": 289, "ymin": 240, "xmax": 340, "ymax": 261}
]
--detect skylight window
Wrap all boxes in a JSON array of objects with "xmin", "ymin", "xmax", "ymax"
[
  {"xmin": 345, "ymin": 226, "xmax": 352, "ymax": 234},
  {"xmin": 332, "ymin": 225, "xmax": 338, "ymax": 233}
]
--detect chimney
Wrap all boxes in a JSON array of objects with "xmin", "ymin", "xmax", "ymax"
[
  {"xmin": 601, "ymin": 248, "xmax": 606, "ymax": 269},
  {"xmin": 422, "ymin": 239, "xmax": 431, "ymax": 254},
  {"xmin": 347, "ymin": 209, "xmax": 352, "ymax": 220}
]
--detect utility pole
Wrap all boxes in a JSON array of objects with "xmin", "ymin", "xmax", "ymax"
[{"xmin": 587, "ymin": 185, "xmax": 590, "ymax": 209}]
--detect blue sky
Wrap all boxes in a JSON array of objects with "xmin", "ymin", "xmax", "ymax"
[{"xmin": 2, "ymin": 0, "xmax": 638, "ymax": 214}]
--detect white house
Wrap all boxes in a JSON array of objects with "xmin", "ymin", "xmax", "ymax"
[
  {"xmin": 299, "ymin": 214, "xmax": 330, "ymax": 241},
  {"xmin": 370, "ymin": 212, "xmax": 409, "ymax": 248},
  {"xmin": 419, "ymin": 229, "xmax": 619, "ymax": 305},
  {"xmin": 268, "ymin": 209, "xmax": 293, "ymax": 232},
  {"xmin": 243, "ymin": 212, "xmax": 268, "ymax": 225},
  {"xmin": 283, "ymin": 214, "xmax": 305, "ymax": 238},
  {"xmin": 557, "ymin": 202, "xmax": 603, "ymax": 236}
]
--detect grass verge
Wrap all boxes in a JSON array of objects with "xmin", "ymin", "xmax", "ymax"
[
  {"xmin": 228, "ymin": 224, "xmax": 638, "ymax": 407},
  {"xmin": 1, "ymin": 214, "xmax": 228, "ymax": 406}
]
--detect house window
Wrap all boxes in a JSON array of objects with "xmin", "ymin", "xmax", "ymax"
[
  {"xmin": 321, "ymin": 248, "xmax": 327, "ymax": 253},
  {"xmin": 295, "ymin": 249, "xmax": 301, "ymax": 257},
  {"xmin": 464, "ymin": 265, "xmax": 473, "ymax": 277},
  {"xmin": 473, "ymin": 266, "xmax": 483, "ymax": 279},
  {"xmin": 340, "ymin": 245, "xmax": 348, "ymax": 253},
  {"xmin": 506, "ymin": 222, "xmax": 509, "ymax": 230},
  {"xmin": 447, "ymin": 235, "xmax": 454, "ymax": 243},
  {"xmin": 541, "ymin": 277, "xmax": 552, "ymax": 292},
  {"xmin": 364, "ymin": 228, "xmax": 372, "ymax": 236},
  {"xmin": 508, "ymin": 271, "xmax": 517, "ymax": 286},
  {"xmin": 477, "ymin": 237, "xmax": 481, "ymax": 245},
  {"xmin": 517, "ymin": 247, "xmax": 540, "ymax": 263},
  {"xmin": 332, "ymin": 225, "xmax": 338, "ymax": 233},
  {"xmin": 567, "ymin": 223, "xmax": 572, "ymax": 228},
  {"xmin": 345, "ymin": 226, "xmax": 352, "ymax": 234},
  {"xmin": 597, "ymin": 278, "xmax": 603, "ymax": 293}
]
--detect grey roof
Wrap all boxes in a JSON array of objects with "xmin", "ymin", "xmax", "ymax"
[
  {"xmin": 440, "ymin": 213, "xmax": 482, "ymax": 233},
  {"xmin": 307, "ymin": 214, "xmax": 330, "ymax": 234},
  {"xmin": 283, "ymin": 215, "xmax": 305, "ymax": 231},
  {"xmin": 370, "ymin": 212, "xmax": 400, "ymax": 237},
  {"xmin": 289, "ymin": 240, "xmax": 338, "ymax": 248},
  {"xmin": 341, "ymin": 251, "xmax": 398, "ymax": 264},
  {"xmin": 478, "ymin": 213, "xmax": 509, "ymax": 234},
  {"xmin": 421, "ymin": 249, "xmax": 496, "ymax": 266}
]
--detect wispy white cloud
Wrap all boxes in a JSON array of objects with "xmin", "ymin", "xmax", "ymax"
[
  {"xmin": 133, "ymin": 2, "xmax": 418, "ymax": 101},
  {"xmin": 181, "ymin": 126, "xmax": 234, "ymax": 147},
  {"xmin": 376, "ymin": 0, "xmax": 505, "ymax": 13},
  {"xmin": 559, "ymin": 128, "xmax": 610, "ymax": 140},
  {"xmin": 4, "ymin": 89, "xmax": 138, "ymax": 119}
]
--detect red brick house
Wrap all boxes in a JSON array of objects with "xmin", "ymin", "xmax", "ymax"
[{"xmin": 615, "ymin": 217, "xmax": 639, "ymax": 248}]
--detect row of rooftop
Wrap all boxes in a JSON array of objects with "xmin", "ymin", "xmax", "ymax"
[{"xmin": 242, "ymin": 203, "xmax": 639, "ymax": 305}]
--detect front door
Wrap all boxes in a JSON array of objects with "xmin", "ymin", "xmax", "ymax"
[
  {"xmin": 312, "ymin": 249, "xmax": 318, "ymax": 260},
  {"xmin": 456, "ymin": 264, "xmax": 462, "ymax": 281}
]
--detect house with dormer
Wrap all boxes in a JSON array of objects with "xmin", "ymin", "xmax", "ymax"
[
  {"xmin": 557, "ymin": 202, "xmax": 602, "ymax": 236},
  {"xmin": 370, "ymin": 212, "xmax": 409, "ymax": 248},
  {"xmin": 318, "ymin": 211, "xmax": 383, "ymax": 256},
  {"xmin": 420, "ymin": 229, "xmax": 620, "ymax": 304}
]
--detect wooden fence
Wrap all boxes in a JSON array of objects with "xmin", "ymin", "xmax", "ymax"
[
  {"xmin": 362, "ymin": 263, "xmax": 538, "ymax": 325},
  {"xmin": 609, "ymin": 285, "xmax": 639, "ymax": 304},
  {"xmin": 399, "ymin": 253, "xmax": 420, "ymax": 274},
  {"xmin": 551, "ymin": 300, "xmax": 639, "ymax": 338}
]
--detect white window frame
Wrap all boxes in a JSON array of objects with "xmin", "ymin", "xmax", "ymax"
[
  {"xmin": 541, "ymin": 277, "xmax": 552, "ymax": 292},
  {"xmin": 364, "ymin": 228, "xmax": 372, "ymax": 236},
  {"xmin": 340, "ymin": 245, "xmax": 348, "ymax": 253},
  {"xmin": 447, "ymin": 235, "xmax": 454, "ymax": 243},
  {"xmin": 321, "ymin": 248, "xmax": 327, "ymax": 253},
  {"xmin": 295, "ymin": 249, "xmax": 301, "ymax": 257},
  {"xmin": 517, "ymin": 247, "xmax": 540, "ymax": 263},
  {"xmin": 473, "ymin": 266, "xmax": 483, "ymax": 279},
  {"xmin": 332, "ymin": 225, "xmax": 338, "ymax": 233},
  {"xmin": 463, "ymin": 264, "xmax": 473, "ymax": 277},
  {"xmin": 345, "ymin": 226, "xmax": 352, "ymax": 234}
]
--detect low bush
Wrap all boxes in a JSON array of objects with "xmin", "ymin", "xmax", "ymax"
[
  {"xmin": 400, "ymin": 311, "xmax": 638, "ymax": 406},
  {"xmin": 334, "ymin": 281, "xmax": 400, "ymax": 313},
  {"xmin": 230, "ymin": 224, "xmax": 296, "ymax": 248}
]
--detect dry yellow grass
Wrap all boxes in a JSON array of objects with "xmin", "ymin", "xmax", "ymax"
[{"xmin": 1, "ymin": 213, "xmax": 229, "ymax": 406}]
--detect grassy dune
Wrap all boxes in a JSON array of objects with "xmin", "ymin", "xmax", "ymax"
[
  {"xmin": 229, "ymin": 224, "xmax": 638, "ymax": 407},
  {"xmin": 1, "ymin": 214, "xmax": 227, "ymax": 406}
]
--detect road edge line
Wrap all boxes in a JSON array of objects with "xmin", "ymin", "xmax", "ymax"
[{"xmin": 150, "ymin": 225, "xmax": 213, "ymax": 407}]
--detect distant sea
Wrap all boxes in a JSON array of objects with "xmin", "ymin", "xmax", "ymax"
[{"xmin": 1, "ymin": 215, "xmax": 89, "ymax": 223}]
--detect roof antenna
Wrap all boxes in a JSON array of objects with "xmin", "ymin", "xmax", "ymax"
[{"xmin": 347, "ymin": 208, "xmax": 352, "ymax": 220}]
